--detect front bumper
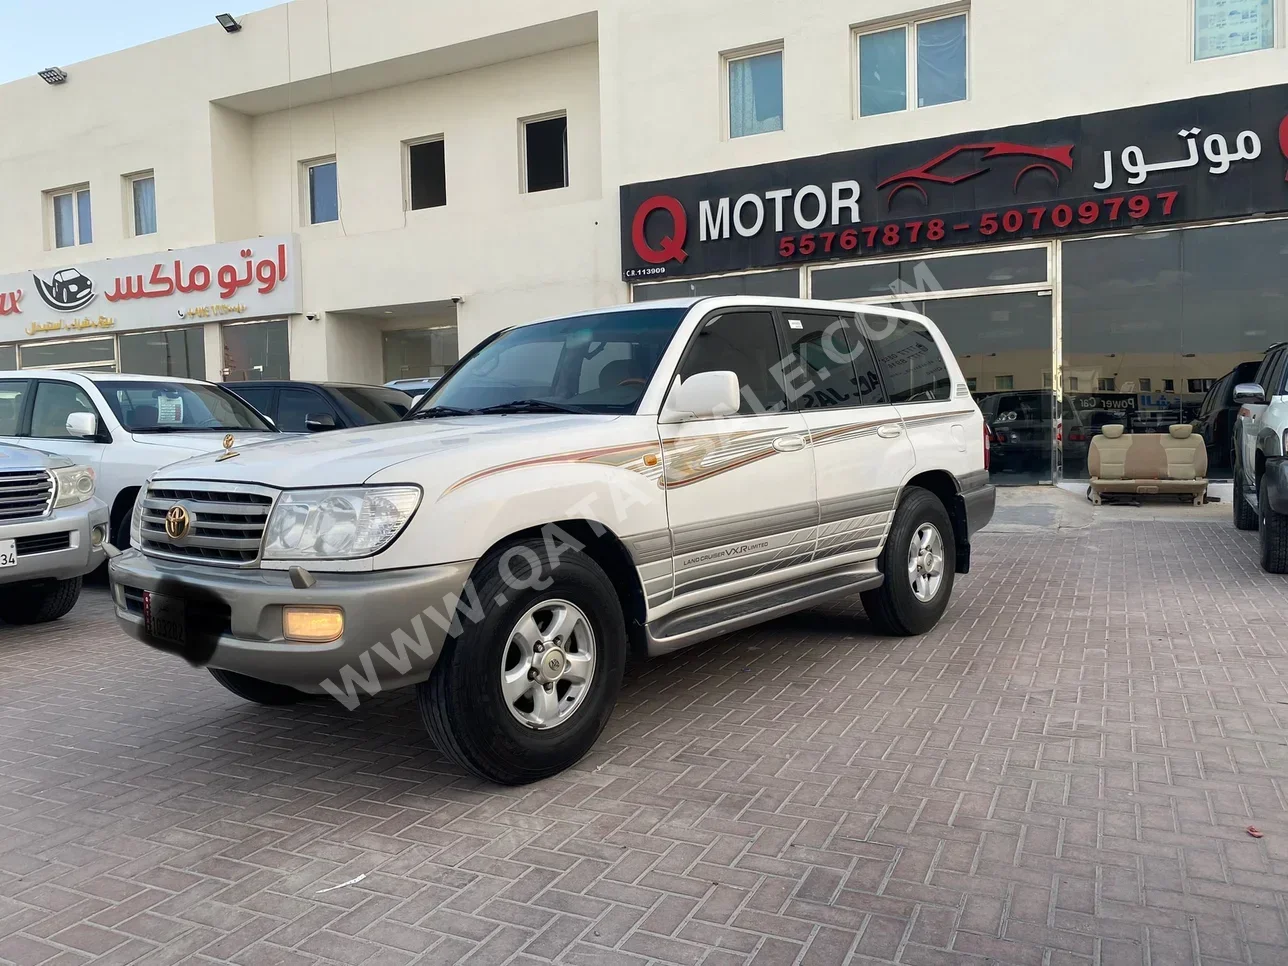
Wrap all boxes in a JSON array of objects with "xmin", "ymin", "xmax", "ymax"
[
  {"xmin": 1263, "ymin": 457, "xmax": 1288, "ymax": 516},
  {"xmin": 109, "ymin": 550, "xmax": 476, "ymax": 694},
  {"xmin": 0, "ymin": 500, "xmax": 108, "ymax": 584}
]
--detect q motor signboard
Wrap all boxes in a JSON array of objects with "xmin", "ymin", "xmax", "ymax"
[
  {"xmin": 0, "ymin": 235, "xmax": 302, "ymax": 339},
  {"xmin": 620, "ymin": 83, "xmax": 1288, "ymax": 281}
]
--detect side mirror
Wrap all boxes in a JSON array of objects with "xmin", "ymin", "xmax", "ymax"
[
  {"xmin": 1234, "ymin": 382, "xmax": 1267, "ymax": 406},
  {"xmin": 304, "ymin": 412, "xmax": 337, "ymax": 433},
  {"xmin": 65, "ymin": 411, "xmax": 98, "ymax": 439},
  {"xmin": 660, "ymin": 371, "xmax": 741, "ymax": 424}
]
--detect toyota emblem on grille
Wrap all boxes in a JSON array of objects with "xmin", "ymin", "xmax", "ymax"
[{"xmin": 164, "ymin": 505, "xmax": 191, "ymax": 540}]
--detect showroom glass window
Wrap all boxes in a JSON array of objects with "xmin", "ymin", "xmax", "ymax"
[
  {"xmin": 727, "ymin": 48, "xmax": 784, "ymax": 138},
  {"xmin": 1195, "ymin": 0, "xmax": 1274, "ymax": 59},
  {"xmin": 119, "ymin": 328, "xmax": 204, "ymax": 379},
  {"xmin": 1062, "ymin": 218, "xmax": 1288, "ymax": 479},
  {"xmin": 222, "ymin": 320, "xmax": 290, "ymax": 380},
  {"xmin": 858, "ymin": 12, "xmax": 967, "ymax": 117}
]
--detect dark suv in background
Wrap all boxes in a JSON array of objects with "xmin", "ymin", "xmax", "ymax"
[
  {"xmin": 1192, "ymin": 361, "xmax": 1262, "ymax": 476},
  {"xmin": 227, "ymin": 381, "xmax": 414, "ymax": 433}
]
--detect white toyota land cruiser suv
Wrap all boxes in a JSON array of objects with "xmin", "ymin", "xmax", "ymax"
[{"xmin": 109, "ymin": 297, "xmax": 994, "ymax": 784}]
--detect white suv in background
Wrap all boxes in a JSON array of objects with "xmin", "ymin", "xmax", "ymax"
[
  {"xmin": 0, "ymin": 373, "xmax": 282, "ymax": 552},
  {"xmin": 1232, "ymin": 342, "xmax": 1288, "ymax": 572},
  {"xmin": 110, "ymin": 297, "xmax": 994, "ymax": 785}
]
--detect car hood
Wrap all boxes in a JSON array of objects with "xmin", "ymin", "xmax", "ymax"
[
  {"xmin": 149, "ymin": 416, "xmax": 623, "ymax": 488},
  {"xmin": 0, "ymin": 443, "xmax": 73, "ymax": 470},
  {"xmin": 129, "ymin": 431, "xmax": 284, "ymax": 458}
]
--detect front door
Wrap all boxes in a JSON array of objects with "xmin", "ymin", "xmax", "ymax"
[
  {"xmin": 776, "ymin": 309, "xmax": 915, "ymax": 565},
  {"xmin": 658, "ymin": 308, "xmax": 817, "ymax": 610}
]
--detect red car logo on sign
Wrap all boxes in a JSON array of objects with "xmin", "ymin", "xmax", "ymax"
[{"xmin": 878, "ymin": 141, "xmax": 1076, "ymax": 208}]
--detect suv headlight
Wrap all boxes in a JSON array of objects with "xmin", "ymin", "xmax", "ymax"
[
  {"xmin": 52, "ymin": 466, "xmax": 95, "ymax": 509},
  {"xmin": 263, "ymin": 486, "xmax": 421, "ymax": 560}
]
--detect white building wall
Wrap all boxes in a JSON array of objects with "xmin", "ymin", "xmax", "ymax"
[{"xmin": 1, "ymin": 0, "xmax": 1287, "ymax": 378}]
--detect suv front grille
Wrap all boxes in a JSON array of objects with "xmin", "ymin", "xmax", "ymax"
[
  {"xmin": 0, "ymin": 470, "xmax": 53, "ymax": 522},
  {"xmin": 140, "ymin": 482, "xmax": 276, "ymax": 566}
]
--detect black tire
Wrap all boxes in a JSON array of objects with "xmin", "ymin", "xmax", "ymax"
[
  {"xmin": 419, "ymin": 537, "xmax": 627, "ymax": 785},
  {"xmin": 1259, "ymin": 477, "xmax": 1288, "ymax": 574},
  {"xmin": 1234, "ymin": 453, "xmax": 1259, "ymax": 531},
  {"xmin": 862, "ymin": 487, "xmax": 956, "ymax": 637},
  {"xmin": 0, "ymin": 577, "xmax": 82, "ymax": 625},
  {"xmin": 209, "ymin": 668, "xmax": 309, "ymax": 705}
]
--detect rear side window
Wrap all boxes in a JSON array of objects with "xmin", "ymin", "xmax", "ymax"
[
  {"xmin": 863, "ymin": 314, "xmax": 952, "ymax": 403},
  {"xmin": 778, "ymin": 312, "xmax": 889, "ymax": 410},
  {"xmin": 678, "ymin": 311, "xmax": 787, "ymax": 415}
]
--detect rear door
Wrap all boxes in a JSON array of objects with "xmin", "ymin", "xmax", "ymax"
[
  {"xmin": 864, "ymin": 312, "xmax": 974, "ymax": 469},
  {"xmin": 774, "ymin": 309, "xmax": 914, "ymax": 565}
]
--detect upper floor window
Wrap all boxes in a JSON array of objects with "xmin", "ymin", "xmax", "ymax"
[
  {"xmin": 522, "ymin": 114, "xmax": 568, "ymax": 192},
  {"xmin": 857, "ymin": 11, "xmax": 968, "ymax": 117},
  {"xmin": 726, "ymin": 46, "xmax": 784, "ymax": 138},
  {"xmin": 128, "ymin": 172, "xmax": 156, "ymax": 236},
  {"xmin": 304, "ymin": 157, "xmax": 339, "ymax": 224},
  {"xmin": 48, "ymin": 185, "xmax": 92, "ymax": 249},
  {"xmin": 405, "ymin": 137, "xmax": 447, "ymax": 210},
  {"xmin": 1194, "ymin": 0, "xmax": 1274, "ymax": 59}
]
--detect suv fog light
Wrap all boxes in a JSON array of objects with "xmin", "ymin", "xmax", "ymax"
[
  {"xmin": 283, "ymin": 606, "xmax": 344, "ymax": 643},
  {"xmin": 91, "ymin": 526, "xmax": 105, "ymax": 547}
]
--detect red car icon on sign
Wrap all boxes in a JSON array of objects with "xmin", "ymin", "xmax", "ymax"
[{"xmin": 877, "ymin": 141, "xmax": 1076, "ymax": 207}]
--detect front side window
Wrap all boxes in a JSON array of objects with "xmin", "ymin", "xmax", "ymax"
[
  {"xmin": 306, "ymin": 159, "xmax": 339, "ymax": 224},
  {"xmin": 30, "ymin": 381, "xmax": 99, "ymax": 439},
  {"xmin": 727, "ymin": 48, "xmax": 784, "ymax": 138},
  {"xmin": 131, "ymin": 174, "xmax": 157, "ymax": 236},
  {"xmin": 858, "ymin": 13, "xmax": 967, "ymax": 116},
  {"xmin": 276, "ymin": 388, "xmax": 335, "ymax": 432},
  {"xmin": 419, "ymin": 308, "xmax": 687, "ymax": 415},
  {"xmin": 50, "ymin": 186, "xmax": 92, "ymax": 248},
  {"xmin": 98, "ymin": 381, "xmax": 273, "ymax": 433},
  {"xmin": 678, "ymin": 311, "xmax": 787, "ymax": 415},
  {"xmin": 337, "ymin": 387, "xmax": 412, "ymax": 422},
  {"xmin": 1195, "ymin": 0, "xmax": 1274, "ymax": 59},
  {"xmin": 866, "ymin": 315, "xmax": 952, "ymax": 403}
]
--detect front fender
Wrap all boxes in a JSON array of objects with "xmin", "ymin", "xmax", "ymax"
[{"xmin": 373, "ymin": 460, "xmax": 669, "ymax": 571}]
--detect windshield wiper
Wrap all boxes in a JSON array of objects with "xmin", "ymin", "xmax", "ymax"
[
  {"xmin": 473, "ymin": 400, "xmax": 588, "ymax": 415},
  {"xmin": 409, "ymin": 405, "xmax": 476, "ymax": 419}
]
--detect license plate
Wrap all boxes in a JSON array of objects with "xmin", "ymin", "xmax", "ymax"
[
  {"xmin": 0, "ymin": 539, "xmax": 14, "ymax": 568},
  {"xmin": 144, "ymin": 592, "xmax": 186, "ymax": 647}
]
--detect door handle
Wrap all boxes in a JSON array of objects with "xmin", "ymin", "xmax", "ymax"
[
  {"xmin": 773, "ymin": 434, "xmax": 807, "ymax": 453},
  {"xmin": 877, "ymin": 423, "xmax": 904, "ymax": 439}
]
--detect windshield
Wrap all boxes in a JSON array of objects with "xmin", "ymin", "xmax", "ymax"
[
  {"xmin": 410, "ymin": 308, "xmax": 688, "ymax": 416},
  {"xmin": 99, "ymin": 381, "xmax": 275, "ymax": 433}
]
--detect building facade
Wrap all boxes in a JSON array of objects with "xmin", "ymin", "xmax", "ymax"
[{"xmin": 1, "ymin": 0, "xmax": 1287, "ymax": 482}]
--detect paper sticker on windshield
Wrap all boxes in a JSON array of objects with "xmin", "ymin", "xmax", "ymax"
[
  {"xmin": 788, "ymin": 319, "xmax": 803, "ymax": 330},
  {"xmin": 157, "ymin": 395, "xmax": 183, "ymax": 423}
]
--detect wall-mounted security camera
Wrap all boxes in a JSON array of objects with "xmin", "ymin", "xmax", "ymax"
[
  {"xmin": 450, "ymin": 296, "xmax": 464, "ymax": 305},
  {"xmin": 305, "ymin": 313, "xmax": 320, "ymax": 322}
]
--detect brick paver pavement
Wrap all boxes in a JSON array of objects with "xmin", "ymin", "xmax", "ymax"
[{"xmin": 2, "ymin": 518, "xmax": 1288, "ymax": 965}]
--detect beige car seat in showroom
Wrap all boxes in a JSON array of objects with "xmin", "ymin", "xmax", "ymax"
[{"xmin": 1087, "ymin": 424, "xmax": 1208, "ymax": 505}]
